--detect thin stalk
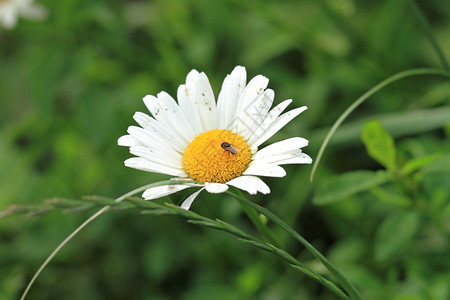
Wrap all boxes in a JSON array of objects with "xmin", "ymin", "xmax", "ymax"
[
  {"xmin": 409, "ymin": 0, "xmax": 450, "ymax": 71},
  {"xmin": 20, "ymin": 180, "xmax": 176, "ymax": 300},
  {"xmin": 310, "ymin": 68, "xmax": 450, "ymax": 182},
  {"xmin": 228, "ymin": 191, "xmax": 364, "ymax": 300},
  {"xmin": 237, "ymin": 239, "xmax": 348, "ymax": 299},
  {"xmin": 137, "ymin": 201, "xmax": 349, "ymax": 299},
  {"xmin": 15, "ymin": 192, "xmax": 349, "ymax": 299},
  {"xmin": 235, "ymin": 189, "xmax": 281, "ymax": 247}
]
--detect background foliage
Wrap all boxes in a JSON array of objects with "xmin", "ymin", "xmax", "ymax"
[{"xmin": 1, "ymin": 0, "xmax": 449, "ymax": 299}]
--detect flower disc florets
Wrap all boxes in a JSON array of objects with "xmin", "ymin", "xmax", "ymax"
[{"xmin": 183, "ymin": 129, "xmax": 251, "ymax": 183}]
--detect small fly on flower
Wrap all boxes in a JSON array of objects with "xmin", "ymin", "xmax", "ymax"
[{"xmin": 221, "ymin": 142, "xmax": 240, "ymax": 155}]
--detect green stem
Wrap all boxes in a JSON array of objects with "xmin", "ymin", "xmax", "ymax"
[
  {"xmin": 20, "ymin": 180, "xmax": 177, "ymax": 300},
  {"xmin": 310, "ymin": 68, "xmax": 450, "ymax": 182},
  {"xmin": 138, "ymin": 201, "xmax": 349, "ymax": 299},
  {"xmin": 228, "ymin": 191, "xmax": 364, "ymax": 300},
  {"xmin": 235, "ymin": 189, "xmax": 281, "ymax": 247},
  {"xmin": 238, "ymin": 239, "xmax": 348, "ymax": 299},
  {"xmin": 409, "ymin": 0, "xmax": 450, "ymax": 71},
  {"xmin": 13, "ymin": 193, "xmax": 349, "ymax": 299}
]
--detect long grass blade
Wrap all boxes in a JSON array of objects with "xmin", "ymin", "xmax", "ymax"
[
  {"xmin": 20, "ymin": 180, "xmax": 176, "ymax": 300},
  {"xmin": 228, "ymin": 191, "xmax": 363, "ymax": 300},
  {"xmin": 409, "ymin": 0, "xmax": 450, "ymax": 71}
]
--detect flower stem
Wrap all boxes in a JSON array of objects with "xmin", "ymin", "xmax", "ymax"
[
  {"xmin": 14, "ymin": 192, "xmax": 349, "ymax": 299},
  {"xmin": 20, "ymin": 180, "xmax": 175, "ymax": 300},
  {"xmin": 228, "ymin": 191, "xmax": 364, "ymax": 300},
  {"xmin": 234, "ymin": 189, "xmax": 281, "ymax": 247}
]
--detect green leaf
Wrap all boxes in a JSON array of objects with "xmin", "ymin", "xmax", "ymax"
[
  {"xmin": 314, "ymin": 170, "xmax": 391, "ymax": 205},
  {"xmin": 374, "ymin": 211, "xmax": 421, "ymax": 261},
  {"xmin": 361, "ymin": 120, "xmax": 397, "ymax": 170},
  {"xmin": 370, "ymin": 187, "xmax": 411, "ymax": 207},
  {"xmin": 423, "ymin": 154, "xmax": 450, "ymax": 174},
  {"xmin": 400, "ymin": 153, "xmax": 442, "ymax": 176}
]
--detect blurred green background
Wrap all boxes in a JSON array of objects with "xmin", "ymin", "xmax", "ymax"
[{"xmin": 1, "ymin": 0, "xmax": 449, "ymax": 299}]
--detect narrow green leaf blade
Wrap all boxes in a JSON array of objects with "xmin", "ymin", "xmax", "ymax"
[
  {"xmin": 361, "ymin": 120, "xmax": 396, "ymax": 170},
  {"xmin": 423, "ymin": 154, "xmax": 450, "ymax": 174},
  {"xmin": 229, "ymin": 192, "xmax": 364, "ymax": 300},
  {"xmin": 401, "ymin": 153, "xmax": 442, "ymax": 176},
  {"xmin": 370, "ymin": 187, "xmax": 411, "ymax": 207}
]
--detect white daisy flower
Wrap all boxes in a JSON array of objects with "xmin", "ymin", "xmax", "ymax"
[
  {"xmin": 119, "ymin": 66, "xmax": 312, "ymax": 210},
  {"xmin": 0, "ymin": 0, "xmax": 47, "ymax": 30}
]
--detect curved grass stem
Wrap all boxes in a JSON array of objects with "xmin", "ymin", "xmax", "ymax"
[
  {"xmin": 20, "ymin": 180, "xmax": 176, "ymax": 300},
  {"xmin": 310, "ymin": 68, "xmax": 450, "ymax": 182},
  {"xmin": 228, "ymin": 191, "xmax": 363, "ymax": 300},
  {"xmin": 19, "ymin": 192, "xmax": 350, "ymax": 299},
  {"xmin": 235, "ymin": 189, "xmax": 281, "ymax": 247}
]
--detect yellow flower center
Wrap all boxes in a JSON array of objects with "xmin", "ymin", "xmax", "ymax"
[{"xmin": 182, "ymin": 129, "xmax": 252, "ymax": 183}]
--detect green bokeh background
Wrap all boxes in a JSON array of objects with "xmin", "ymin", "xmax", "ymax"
[{"xmin": 1, "ymin": 0, "xmax": 449, "ymax": 299}]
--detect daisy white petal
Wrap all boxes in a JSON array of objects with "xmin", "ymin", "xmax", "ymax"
[
  {"xmin": 129, "ymin": 146, "xmax": 182, "ymax": 170},
  {"xmin": 133, "ymin": 112, "xmax": 155, "ymax": 129},
  {"xmin": 142, "ymin": 184, "xmax": 193, "ymax": 200},
  {"xmin": 118, "ymin": 135, "xmax": 143, "ymax": 147},
  {"xmin": 248, "ymin": 99, "xmax": 293, "ymax": 147},
  {"xmin": 142, "ymin": 95, "xmax": 188, "ymax": 149},
  {"xmin": 236, "ymin": 89, "xmax": 275, "ymax": 141},
  {"xmin": 125, "ymin": 157, "xmax": 187, "ymax": 177},
  {"xmin": 227, "ymin": 176, "xmax": 270, "ymax": 195},
  {"xmin": 204, "ymin": 182, "xmax": 229, "ymax": 194},
  {"xmin": 126, "ymin": 132, "xmax": 182, "ymax": 164},
  {"xmin": 195, "ymin": 72, "xmax": 218, "ymax": 131},
  {"xmin": 236, "ymin": 75, "xmax": 269, "ymax": 117},
  {"xmin": 251, "ymin": 106, "xmax": 308, "ymax": 149},
  {"xmin": 243, "ymin": 162, "xmax": 286, "ymax": 178},
  {"xmin": 274, "ymin": 152, "xmax": 313, "ymax": 165},
  {"xmin": 127, "ymin": 125, "xmax": 183, "ymax": 155},
  {"xmin": 253, "ymin": 149, "xmax": 301, "ymax": 164},
  {"xmin": 181, "ymin": 188, "xmax": 204, "ymax": 210},
  {"xmin": 234, "ymin": 75, "xmax": 269, "ymax": 133},
  {"xmin": 217, "ymin": 66, "xmax": 247, "ymax": 129},
  {"xmin": 177, "ymin": 70, "xmax": 204, "ymax": 135},
  {"xmin": 156, "ymin": 91, "xmax": 196, "ymax": 142},
  {"xmin": 253, "ymin": 137, "xmax": 309, "ymax": 160},
  {"xmin": 132, "ymin": 112, "xmax": 185, "ymax": 151},
  {"xmin": 253, "ymin": 149, "xmax": 312, "ymax": 165}
]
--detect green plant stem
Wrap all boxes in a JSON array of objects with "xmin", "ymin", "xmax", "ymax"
[
  {"xmin": 310, "ymin": 68, "xmax": 450, "ymax": 182},
  {"xmin": 9, "ymin": 192, "xmax": 349, "ymax": 299},
  {"xmin": 409, "ymin": 0, "xmax": 450, "ymax": 71},
  {"xmin": 227, "ymin": 191, "xmax": 364, "ymax": 300},
  {"xmin": 20, "ymin": 180, "xmax": 177, "ymax": 300},
  {"xmin": 14, "ymin": 193, "xmax": 350, "ymax": 299},
  {"xmin": 136, "ymin": 200, "xmax": 349, "ymax": 299},
  {"xmin": 234, "ymin": 189, "xmax": 281, "ymax": 247}
]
